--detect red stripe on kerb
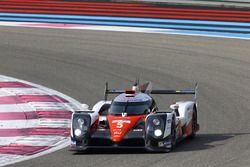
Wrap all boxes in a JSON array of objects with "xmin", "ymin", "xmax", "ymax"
[
  {"xmin": 0, "ymin": 82, "xmax": 34, "ymax": 88},
  {"xmin": 0, "ymin": 96, "xmax": 21, "ymax": 104},
  {"xmin": 30, "ymin": 127, "xmax": 70, "ymax": 136},
  {"xmin": 36, "ymin": 110, "xmax": 72, "ymax": 119},
  {"xmin": 19, "ymin": 95, "xmax": 68, "ymax": 103},
  {"xmin": 0, "ymin": 110, "xmax": 72, "ymax": 120},
  {"xmin": 0, "ymin": 112, "xmax": 37, "ymax": 120},
  {"xmin": 0, "ymin": 95, "xmax": 68, "ymax": 104},
  {"xmin": 0, "ymin": 144, "xmax": 51, "ymax": 155},
  {"xmin": 0, "ymin": 127, "xmax": 70, "ymax": 137}
]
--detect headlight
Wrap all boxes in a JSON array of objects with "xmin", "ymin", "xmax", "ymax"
[
  {"xmin": 154, "ymin": 129, "xmax": 163, "ymax": 137},
  {"xmin": 74, "ymin": 129, "xmax": 82, "ymax": 137},
  {"xmin": 72, "ymin": 113, "xmax": 91, "ymax": 140},
  {"xmin": 77, "ymin": 118, "xmax": 85, "ymax": 129},
  {"xmin": 153, "ymin": 118, "xmax": 160, "ymax": 126},
  {"xmin": 74, "ymin": 118, "xmax": 88, "ymax": 138}
]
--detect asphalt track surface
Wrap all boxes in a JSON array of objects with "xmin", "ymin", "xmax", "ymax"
[{"xmin": 0, "ymin": 26, "xmax": 250, "ymax": 167}]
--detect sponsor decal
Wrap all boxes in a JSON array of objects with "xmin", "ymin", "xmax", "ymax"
[
  {"xmin": 108, "ymin": 115, "xmax": 143, "ymax": 142},
  {"xmin": 121, "ymin": 112, "xmax": 127, "ymax": 117},
  {"xmin": 133, "ymin": 129, "xmax": 143, "ymax": 131},
  {"xmin": 112, "ymin": 120, "xmax": 131, "ymax": 128}
]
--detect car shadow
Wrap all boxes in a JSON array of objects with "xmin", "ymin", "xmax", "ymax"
[
  {"xmin": 72, "ymin": 133, "xmax": 249, "ymax": 155},
  {"xmin": 173, "ymin": 132, "xmax": 249, "ymax": 152},
  {"xmin": 72, "ymin": 148, "xmax": 149, "ymax": 155}
]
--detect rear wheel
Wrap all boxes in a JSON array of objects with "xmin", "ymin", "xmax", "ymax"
[{"xmin": 190, "ymin": 107, "xmax": 198, "ymax": 138}]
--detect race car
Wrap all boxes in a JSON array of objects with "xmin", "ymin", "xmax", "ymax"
[{"xmin": 70, "ymin": 81, "xmax": 199, "ymax": 152}]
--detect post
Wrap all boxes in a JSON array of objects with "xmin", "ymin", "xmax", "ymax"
[{"xmin": 104, "ymin": 82, "xmax": 108, "ymax": 101}]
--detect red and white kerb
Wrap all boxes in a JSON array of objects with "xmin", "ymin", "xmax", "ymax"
[{"xmin": 0, "ymin": 75, "xmax": 83, "ymax": 167}]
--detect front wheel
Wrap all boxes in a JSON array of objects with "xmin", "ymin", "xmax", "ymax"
[{"xmin": 170, "ymin": 117, "xmax": 177, "ymax": 150}]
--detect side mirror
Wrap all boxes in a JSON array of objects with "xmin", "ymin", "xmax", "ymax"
[
  {"xmin": 81, "ymin": 104, "xmax": 89, "ymax": 110},
  {"xmin": 145, "ymin": 108, "xmax": 151, "ymax": 114},
  {"xmin": 170, "ymin": 104, "xmax": 179, "ymax": 110}
]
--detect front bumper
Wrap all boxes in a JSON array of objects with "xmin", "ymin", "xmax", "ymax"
[{"xmin": 70, "ymin": 130, "xmax": 172, "ymax": 152}]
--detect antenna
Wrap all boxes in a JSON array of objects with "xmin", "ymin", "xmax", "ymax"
[
  {"xmin": 132, "ymin": 76, "xmax": 140, "ymax": 91},
  {"xmin": 104, "ymin": 82, "xmax": 108, "ymax": 101},
  {"xmin": 194, "ymin": 82, "xmax": 198, "ymax": 108},
  {"xmin": 134, "ymin": 76, "xmax": 140, "ymax": 86}
]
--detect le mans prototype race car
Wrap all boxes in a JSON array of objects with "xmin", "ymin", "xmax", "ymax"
[{"xmin": 70, "ymin": 81, "xmax": 199, "ymax": 152}]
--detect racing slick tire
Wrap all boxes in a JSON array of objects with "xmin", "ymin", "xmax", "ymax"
[
  {"xmin": 190, "ymin": 106, "xmax": 198, "ymax": 138},
  {"xmin": 170, "ymin": 116, "xmax": 177, "ymax": 151}
]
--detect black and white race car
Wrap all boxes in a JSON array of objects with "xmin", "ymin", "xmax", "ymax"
[{"xmin": 70, "ymin": 81, "xmax": 199, "ymax": 152}]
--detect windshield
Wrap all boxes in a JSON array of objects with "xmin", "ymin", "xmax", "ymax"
[{"xmin": 109, "ymin": 101, "xmax": 151, "ymax": 116}]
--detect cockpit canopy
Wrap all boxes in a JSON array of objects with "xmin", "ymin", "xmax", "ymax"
[{"xmin": 109, "ymin": 92, "xmax": 152, "ymax": 116}]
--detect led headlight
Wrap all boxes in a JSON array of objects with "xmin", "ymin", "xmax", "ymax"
[
  {"xmin": 77, "ymin": 118, "xmax": 85, "ymax": 129},
  {"xmin": 153, "ymin": 118, "xmax": 160, "ymax": 126},
  {"xmin": 154, "ymin": 129, "xmax": 163, "ymax": 137},
  {"xmin": 74, "ymin": 118, "xmax": 87, "ymax": 138},
  {"xmin": 74, "ymin": 129, "xmax": 82, "ymax": 137},
  {"xmin": 72, "ymin": 113, "xmax": 91, "ymax": 141}
]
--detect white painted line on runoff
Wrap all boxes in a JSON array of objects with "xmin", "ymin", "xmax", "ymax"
[
  {"xmin": 13, "ymin": 135, "xmax": 68, "ymax": 146},
  {"xmin": 0, "ymin": 155, "xmax": 25, "ymax": 166},
  {"xmin": 0, "ymin": 136, "xmax": 66, "ymax": 146},
  {"xmin": 1, "ymin": 88, "xmax": 53, "ymax": 96},
  {"xmin": 0, "ymin": 119, "xmax": 38, "ymax": 129},
  {"xmin": 39, "ymin": 119, "xmax": 71, "ymax": 128},
  {"xmin": 0, "ymin": 75, "xmax": 83, "ymax": 167},
  {"xmin": 29, "ymin": 102, "xmax": 77, "ymax": 111},
  {"xmin": 0, "ymin": 21, "xmax": 249, "ymax": 40},
  {"xmin": 0, "ymin": 119, "xmax": 71, "ymax": 129},
  {"xmin": 0, "ymin": 90, "xmax": 11, "ymax": 97},
  {"xmin": 0, "ymin": 137, "xmax": 20, "ymax": 145},
  {"xmin": 0, "ymin": 104, "xmax": 34, "ymax": 113}
]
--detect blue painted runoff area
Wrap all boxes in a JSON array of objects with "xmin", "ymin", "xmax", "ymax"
[{"xmin": 0, "ymin": 12, "xmax": 249, "ymax": 39}]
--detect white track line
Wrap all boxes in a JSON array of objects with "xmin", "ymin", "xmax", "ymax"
[
  {"xmin": 0, "ymin": 136, "xmax": 67, "ymax": 146},
  {"xmin": 0, "ymin": 88, "xmax": 53, "ymax": 96},
  {"xmin": 0, "ymin": 119, "xmax": 38, "ymax": 129},
  {"xmin": 0, "ymin": 119, "xmax": 71, "ymax": 129},
  {"xmin": 29, "ymin": 102, "xmax": 76, "ymax": 111},
  {"xmin": 0, "ymin": 102, "xmax": 74, "ymax": 112},
  {"xmin": 0, "ymin": 104, "xmax": 34, "ymax": 113}
]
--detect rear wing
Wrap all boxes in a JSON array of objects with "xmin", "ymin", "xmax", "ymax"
[
  {"xmin": 104, "ymin": 82, "xmax": 198, "ymax": 102},
  {"xmin": 151, "ymin": 83, "xmax": 198, "ymax": 104}
]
